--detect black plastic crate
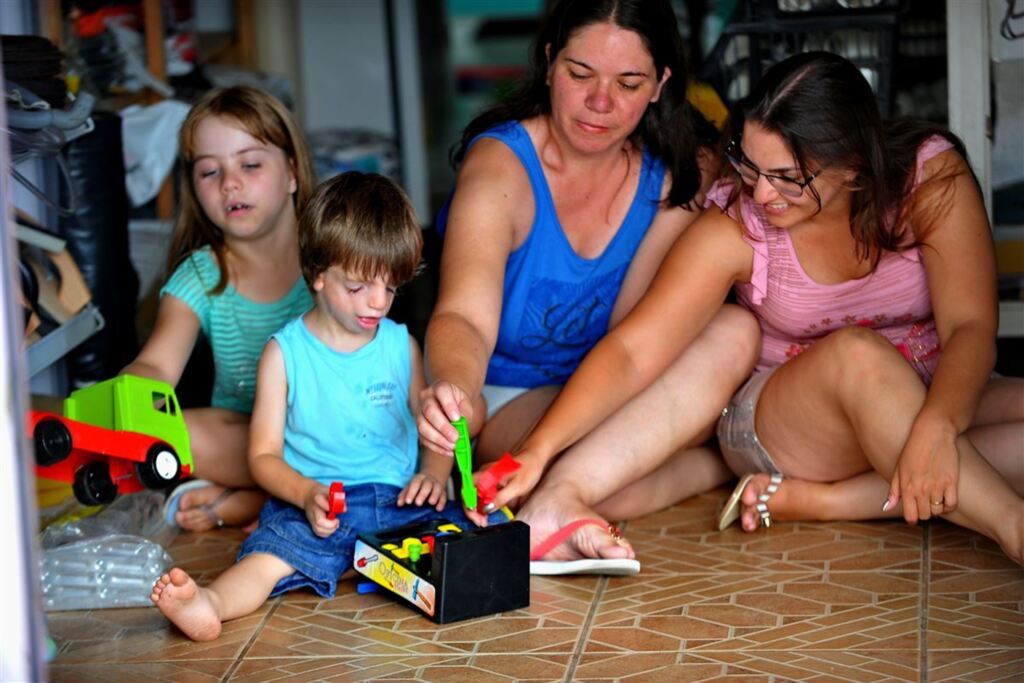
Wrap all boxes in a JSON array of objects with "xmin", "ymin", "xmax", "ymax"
[
  {"xmin": 699, "ymin": 11, "xmax": 899, "ymax": 116},
  {"xmin": 748, "ymin": 0, "xmax": 905, "ymax": 19}
]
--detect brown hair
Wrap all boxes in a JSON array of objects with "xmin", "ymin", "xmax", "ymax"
[
  {"xmin": 721, "ymin": 52, "xmax": 971, "ymax": 269},
  {"xmin": 453, "ymin": 0, "xmax": 702, "ymax": 209},
  {"xmin": 167, "ymin": 86, "xmax": 316, "ymax": 293},
  {"xmin": 299, "ymin": 172, "xmax": 423, "ymax": 292}
]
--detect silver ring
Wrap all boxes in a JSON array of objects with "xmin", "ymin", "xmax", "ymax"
[{"xmin": 482, "ymin": 502, "xmax": 496, "ymax": 513}]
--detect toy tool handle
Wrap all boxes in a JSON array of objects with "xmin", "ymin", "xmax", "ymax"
[
  {"xmin": 327, "ymin": 481, "xmax": 346, "ymax": 519},
  {"xmin": 451, "ymin": 417, "xmax": 477, "ymax": 509},
  {"xmin": 476, "ymin": 452, "xmax": 521, "ymax": 508}
]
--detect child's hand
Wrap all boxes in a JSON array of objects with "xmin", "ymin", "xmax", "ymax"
[
  {"xmin": 304, "ymin": 484, "xmax": 340, "ymax": 538},
  {"xmin": 398, "ymin": 473, "xmax": 448, "ymax": 511}
]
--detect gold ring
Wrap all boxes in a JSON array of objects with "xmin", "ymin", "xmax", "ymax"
[{"xmin": 930, "ymin": 500, "xmax": 943, "ymax": 506}]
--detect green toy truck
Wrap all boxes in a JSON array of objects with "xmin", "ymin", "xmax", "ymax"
[{"xmin": 30, "ymin": 375, "xmax": 194, "ymax": 506}]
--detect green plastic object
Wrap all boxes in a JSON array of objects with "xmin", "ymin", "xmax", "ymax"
[
  {"xmin": 451, "ymin": 417, "xmax": 477, "ymax": 509},
  {"xmin": 63, "ymin": 374, "xmax": 194, "ymax": 472}
]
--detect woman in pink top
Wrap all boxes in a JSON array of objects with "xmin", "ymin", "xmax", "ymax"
[{"xmin": 490, "ymin": 52, "xmax": 1023, "ymax": 564}]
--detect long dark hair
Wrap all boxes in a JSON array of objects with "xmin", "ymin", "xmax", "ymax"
[
  {"xmin": 722, "ymin": 51, "xmax": 970, "ymax": 266},
  {"xmin": 451, "ymin": 0, "xmax": 701, "ymax": 208}
]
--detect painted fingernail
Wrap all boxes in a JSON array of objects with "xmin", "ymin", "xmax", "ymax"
[{"xmin": 881, "ymin": 498, "xmax": 893, "ymax": 512}]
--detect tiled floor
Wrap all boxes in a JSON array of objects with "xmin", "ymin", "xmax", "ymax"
[{"xmin": 47, "ymin": 487, "xmax": 1023, "ymax": 682}]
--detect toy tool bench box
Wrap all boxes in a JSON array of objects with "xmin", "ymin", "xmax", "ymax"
[{"xmin": 354, "ymin": 519, "xmax": 530, "ymax": 623}]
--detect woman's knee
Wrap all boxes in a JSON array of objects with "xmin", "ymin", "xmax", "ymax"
[{"xmin": 822, "ymin": 326, "xmax": 920, "ymax": 395}]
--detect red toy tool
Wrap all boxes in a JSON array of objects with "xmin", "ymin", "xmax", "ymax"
[
  {"xmin": 327, "ymin": 481, "xmax": 346, "ymax": 519},
  {"xmin": 475, "ymin": 453, "xmax": 521, "ymax": 510}
]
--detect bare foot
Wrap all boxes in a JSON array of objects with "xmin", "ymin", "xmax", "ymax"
[
  {"xmin": 518, "ymin": 485, "xmax": 634, "ymax": 561},
  {"xmin": 176, "ymin": 486, "xmax": 266, "ymax": 532},
  {"xmin": 150, "ymin": 568, "xmax": 222, "ymax": 641}
]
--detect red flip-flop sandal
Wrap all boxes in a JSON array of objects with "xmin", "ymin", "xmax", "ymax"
[{"xmin": 529, "ymin": 517, "xmax": 640, "ymax": 576}]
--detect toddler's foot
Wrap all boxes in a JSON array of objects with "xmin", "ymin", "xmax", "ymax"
[{"xmin": 151, "ymin": 568, "xmax": 222, "ymax": 641}]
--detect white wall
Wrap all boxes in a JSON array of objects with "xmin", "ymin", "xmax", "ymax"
[
  {"xmin": 297, "ymin": 0, "xmax": 394, "ymax": 135},
  {"xmin": 294, "ymin": 0, "xmax": 428, "ymax": 222}
]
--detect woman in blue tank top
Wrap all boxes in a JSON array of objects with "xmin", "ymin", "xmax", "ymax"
[{"xmin": 419, "ymin": 0, "xmax": 760, "ymax": 568}]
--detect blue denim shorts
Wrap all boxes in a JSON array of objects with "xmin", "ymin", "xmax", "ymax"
[{"xmin": 238, "ymin": 482, "xmax": 508, "ymax": 598}]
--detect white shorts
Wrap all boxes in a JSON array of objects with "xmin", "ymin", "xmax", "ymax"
[{"xmin": 480, "ymin": 384, "xmax": 530, "ymax": 420}]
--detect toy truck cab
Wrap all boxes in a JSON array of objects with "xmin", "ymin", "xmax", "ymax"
[{"xmin": 31, "ymin": 375, "xmax": 193, "ymax": 506}]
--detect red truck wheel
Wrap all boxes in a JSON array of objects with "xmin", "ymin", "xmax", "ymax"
[
  {"xmin": 73, "ymin": 462, "xmax": 118, "ymax": 506},
  {"xmin": 136, "ymin": 444, "xmax": 181, "ymax": 489},
  {"xmin": 34, "ymin": 419, "xmax": 73, "ymax": 467}
]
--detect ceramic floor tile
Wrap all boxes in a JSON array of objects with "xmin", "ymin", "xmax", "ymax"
[
  {"xmin": 628, "ymin": 494, "xmax": 923, "ymax": 574},
  {"xmin": 926, "ymin": 569, "xmax": 1024, "ymax": 650},
  {"xmin": 928, "ymin": 521, "xmax": 1023, "ymax": 571},
  {"xmin": 587, "ymin": 571, "xmax": 920, "ymax": 653},
  {"xmin": 48, "ymin": 660, "xmax": 236, "ymax": 683},
  {"xmin": 40, "ymin": 486, "xmax": 1024, "ymax": 682},
  {"xmin": 244, "ymin": 576, "xmax": 597, "ymax": 659},
  {"xmin": 228, "ymin": 654, "xmax": 571, "ymax": 682},
  {"xmin": 49, "ymin": 602, "xmax": 272, "ymax": 663},
  {"xmin": 927, "ymin": 649, "xmax": 1024, "ymax": 682},
  {"xmin": 572, "ymin": 650, "xmax": 919, "ymax": 682}
]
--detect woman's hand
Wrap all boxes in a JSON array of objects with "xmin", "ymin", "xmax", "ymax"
[
  {"xmin": 478, "ymin": 449, "xmax": 548, "ymax": 513},
  {"xmin": 399, "ymin": 473, "xmax": 448, "ymax": 511},
  {"xmin": 303, "ymin": 484, "xmax": 340, "ymax": 538},
  {"xmin": 417, "ymin": 380, "xmax": 472, "ymax": 456},
  {"xmin": 885, "ymin": 414, "xmax": 959, "ymax": 524}
]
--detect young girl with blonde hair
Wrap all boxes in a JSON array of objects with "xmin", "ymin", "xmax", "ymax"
[{"xmin": 123, "ymin": 86, "xmax": 316, "ymax": 531}]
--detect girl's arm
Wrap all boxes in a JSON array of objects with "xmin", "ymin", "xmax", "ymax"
[
  {"xmin": 420, "ymin": 139, "xmax": 528, "ymax": 451},
  {"xmin": 121, "ymin": 295, "xmax": 200, "ymax": 385},
  {"xmin": 489, "ymin": 208, "xmax": 754, "ymax": 510},
  {"xmin": 248, "ymin": 339, "xmax": 336, "ymax": 536},
  {"xmin": 887, "ymin": 149, "xmax": 999, "ymax": 521},
  {"xmin": 403, "ymin": 336, "xmax": 452, "ymax": 510}
]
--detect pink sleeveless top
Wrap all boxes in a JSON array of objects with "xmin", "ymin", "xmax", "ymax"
[{"xmin": 705, "ymin": 137, "xmax": 954, "ymax": 384}]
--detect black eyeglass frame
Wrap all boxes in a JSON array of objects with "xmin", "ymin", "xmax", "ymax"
[{"xmin": 724, "ymin": 138, "xmax": 822, "ymax": 198}]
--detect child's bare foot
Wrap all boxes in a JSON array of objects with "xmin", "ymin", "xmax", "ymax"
[{"xmin": 150, "ymin": 568, "xmax": 222, "ymax": 641}]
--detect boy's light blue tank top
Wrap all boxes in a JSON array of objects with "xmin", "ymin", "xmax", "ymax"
[
  {"xmin": 161, "ymin": 246, "xmax": 313, "ymax": 413},
  {"xmin": 443, "ymin": 120, "xmax": 666, "ymax": 387},
  {"xmin": 272, "ymin": 316, "xmax": 418, "ymax": 487}
]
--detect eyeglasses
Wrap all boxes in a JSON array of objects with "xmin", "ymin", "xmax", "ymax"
[{"xmin": 725, "ymin": 139, "xmax": 821, "ymax": 198}]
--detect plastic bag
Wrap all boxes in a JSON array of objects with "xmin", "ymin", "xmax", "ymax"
[
  {"xmin": 120, "ymin": 99, "xmax": 190, "ymax": 207},
  {"xmin": 40, "ymin": 490, "xmax": 177, "ymax": 611}
]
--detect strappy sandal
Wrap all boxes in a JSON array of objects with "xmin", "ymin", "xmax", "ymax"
[
  {"xmin": 718, "ymin": 472, "xmax": 783, "ymax": 530},
  {"xmin": 163, "ymin": 479, "xmax": 234, "ymax": 529}
]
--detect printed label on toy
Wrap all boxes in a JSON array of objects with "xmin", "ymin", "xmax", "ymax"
[{"xmin": 353, "ymin": 539, "xmax": 436, "ymax": 616}]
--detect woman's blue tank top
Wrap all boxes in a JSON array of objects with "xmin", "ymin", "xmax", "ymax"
[{"xmin": 440, "ymin": 120, "xmax": 667, "ymax": 387}]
